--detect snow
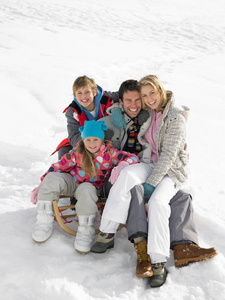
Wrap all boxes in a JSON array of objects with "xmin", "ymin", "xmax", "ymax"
[{"xmin": 0, "ymin": 0, "xmax": 225, "ymax": 298}]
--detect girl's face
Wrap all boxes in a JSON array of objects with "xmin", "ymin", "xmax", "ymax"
[
  {"xmin": 83, "ymin": 137, "xmax": 102, "ymax": 154},
  {"xmin": 75, "ymin": 85, "xmax": 97, "ymax": 111},
  {"xmin": 140, "ymin": 84, "xmax": 161, "ymax": 112}
]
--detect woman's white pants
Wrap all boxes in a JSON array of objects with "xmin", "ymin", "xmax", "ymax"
[{"xmin": 100, "ymin": 162, "xmax": 178, "ymax": 263}]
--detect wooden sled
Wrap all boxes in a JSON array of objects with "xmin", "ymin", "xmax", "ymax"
[{"xmin": 52, "ymin": 196, "xmax": 125, "ymax": 236}]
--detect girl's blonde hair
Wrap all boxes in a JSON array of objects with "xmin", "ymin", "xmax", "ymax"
[
  {"xmin": 137, "ymin": 75, "xmax": 173, "ymax": 112},
  {"xmin": 72, "ymin": 75, "xmax": 97, "ymax": 97},
  {"xmin": 75, "ymin": 140, "xmax": 111, "ymax": 178}
]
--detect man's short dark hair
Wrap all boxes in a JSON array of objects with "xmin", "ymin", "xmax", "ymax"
[{"xmin": 118, "ymin": 79, "xmax": 139, "ymax": 101}]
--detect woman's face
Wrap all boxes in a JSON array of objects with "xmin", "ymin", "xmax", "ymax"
[
  {"xmin": 83, "ymin": 137, "xmax": 102, "ymax": 154},
  {"xmin": 74, "ymin": 85, "xmax": 97, "ymax": 111},
  {"xmin": 140, "ymin": 84, "xmax": 161, "ymax": 112}
]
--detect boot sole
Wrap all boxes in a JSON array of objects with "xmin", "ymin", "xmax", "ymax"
[
  {"xmin": 75, "ymin": 249, "xmax": 90, "ymax": 254},
  {"xmin": 136, "ymin": 270, "xmax": 153, "ymax": 278},
  {"xmin": 74, "ymin": 242, "xmax": 92, "ymax": 254},
  {"xmin": 32, "ymin": 239, "xmax": 47, "ymax": 243},
  {"xmin": 32, "ymin": 236, "xmax": 51, "ymax": 243},
  {"xmin": 32, "ymin": 232, "xmax": 53, "ymax": 243},
  {"xmin": 175, "ymin": 250, "xmax": 218, "ymax": 267}
]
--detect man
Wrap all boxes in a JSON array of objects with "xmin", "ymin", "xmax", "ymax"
[{"xmin": 91, "ymin": 79, "xmax": 217, "ymax": 287}]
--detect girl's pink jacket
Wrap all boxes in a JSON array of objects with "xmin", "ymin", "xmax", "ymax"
[{"xmin": 41, "ymin": 143, "xmax": 139, "ymax": 190}]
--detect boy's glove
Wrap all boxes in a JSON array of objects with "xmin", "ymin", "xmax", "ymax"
[
  {"xmin": 109, "ymin": 161, "xmax": 129, "ymax": 184},
  {"xmin": 111, "ymin": 108, "xmax": 126, "ymax": 129},
  {"xmin": 30, "ymin": 182, "xmax": 42, "ymax": 204},
  {"xmin": 142, "ymin": 183, "xmax": 155, "ymax": 198}
]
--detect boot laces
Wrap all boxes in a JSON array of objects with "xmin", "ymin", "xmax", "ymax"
[{"xmin": 135, "ymin": 243, "xmax": 150, "ymax": 262}]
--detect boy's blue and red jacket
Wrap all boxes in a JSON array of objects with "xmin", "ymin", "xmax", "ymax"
[{"xmin": 51, "ymin": 87, "xmax": 117, "ymax": 155}]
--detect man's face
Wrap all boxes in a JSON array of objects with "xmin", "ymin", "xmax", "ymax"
[{"xmin": 119, "ymin": 90, "xmax": 142, "ymax": 119}]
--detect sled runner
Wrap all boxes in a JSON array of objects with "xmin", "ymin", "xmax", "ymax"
[{"xmin": 52, "ymin": 196, "xmax": 125, "ymax": 236}]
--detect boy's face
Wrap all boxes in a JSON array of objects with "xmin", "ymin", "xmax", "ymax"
[
  {"xmin": 83, "ymin": 137, "xmax": 102, "ymax": 154},
  {"xmin": 119, "ymin": 90, "xmax": 142, "ymax": 119},
  {"xmin": 75, "ymin": 86, "xmax": 97, "ymax": 111}
]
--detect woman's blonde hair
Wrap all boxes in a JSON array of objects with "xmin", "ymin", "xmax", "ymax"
[
  {"xmin": 137, "ymin": 75, "xmax": 173, "ymax": 112},
  {"xmin": 75, "ymin": 140, "xmax": 111, "ymax": 178},
  {"xmin": 72, "ymin": 75, "xmax": 97, "ymax": 97}
]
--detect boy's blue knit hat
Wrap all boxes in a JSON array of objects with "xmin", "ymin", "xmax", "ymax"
[{"xmin": 79, "ymin": 120, "xmax": 108, "ymax": 141}]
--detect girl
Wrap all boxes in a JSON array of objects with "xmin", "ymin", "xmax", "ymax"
[
  {"xmin": 92, "ymin": 75, "xmax": 189, "ymax": 287},
  {"xmin": 52, "ymin": 75, "xmax": 123, "ymax": 159},
  {"xmin": 31, "ymin": 120, "xmax": 139, "ymax": 253}
]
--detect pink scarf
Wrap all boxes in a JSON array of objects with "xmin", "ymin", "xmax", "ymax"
[{"xmin": 144, "ymin": 110, "xmax": 163, "ymax": 162}]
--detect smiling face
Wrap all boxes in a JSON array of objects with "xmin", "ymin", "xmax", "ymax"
[
  {"xmin": 74, "ymin": 85, "xmax": 97, "ymax": 111},
  {"xmin": 119, "ymin": 90, "xmax": 142, "ymax": 119},
  {"xmin": 83, "ymin": 137, "xmax": 102, "ymax": 154},
  {"xmin": 140, "ymin": 84, "xmax": 162, "ymax": 112}
]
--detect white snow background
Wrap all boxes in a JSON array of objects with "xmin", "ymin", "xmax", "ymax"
[{"xmin": 0, "ymin": 0, "xmax": 225, "ymax": 299}]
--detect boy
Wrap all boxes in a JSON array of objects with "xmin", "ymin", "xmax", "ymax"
[{"xmin": 52, "ymin": 75, "xmax": 119, "ymax": 158}]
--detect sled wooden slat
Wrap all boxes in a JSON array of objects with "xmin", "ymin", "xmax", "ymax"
[
  {"xmin": 52, "ymin": 196, "xmax": 125, "ymax": 236},
  {"xmin": 52, "ymin": 196, "xmax": 107, "ymax": 236},
  {"xmin": 52, "ymin": 200, "xmax": 77, "ymax": 235}
]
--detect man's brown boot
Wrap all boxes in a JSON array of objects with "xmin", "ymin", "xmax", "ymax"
[
  {"xmin": 134, "ymin": 241, "xmax": 153, "ymax": 278},
  {"xmin": 173, "ymin": 243, "xmax": 218, "ymax": 267}
]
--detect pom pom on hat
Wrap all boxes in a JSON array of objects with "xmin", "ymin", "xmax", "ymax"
[{"xmin": 79, "ymin": 120, "xmax": 108, "ymax": 141}]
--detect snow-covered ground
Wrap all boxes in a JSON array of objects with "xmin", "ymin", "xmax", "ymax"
[{"xmin": 0, "ymin": 0, "xmax": 225, "ymax": 299}]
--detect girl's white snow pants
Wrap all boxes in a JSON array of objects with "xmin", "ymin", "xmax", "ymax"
[{"xmin": 38, "ymin": 172, "xmax": 98, "ymax": 216}]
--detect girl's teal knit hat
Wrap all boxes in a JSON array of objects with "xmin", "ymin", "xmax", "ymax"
[{"xmin": 79, "ymin": 120, "xmax": 108, "ymax": 141}]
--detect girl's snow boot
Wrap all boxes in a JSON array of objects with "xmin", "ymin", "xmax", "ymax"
[
  {"xmin": 75, "ymin": 214, "xmax": 96, "ymax": 253},
  {"xmin": 32, "ymin": 201, "xmax": 54, "ymax": 243}
]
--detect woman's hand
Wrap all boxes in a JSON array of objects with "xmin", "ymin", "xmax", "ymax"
[{"xmin": 142, "ymin": 183, "xmax": 155, "ymax": 198}]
